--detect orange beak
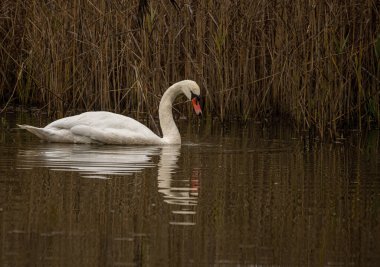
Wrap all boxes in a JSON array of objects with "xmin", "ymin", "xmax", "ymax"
[{"xmin": 191, "ymin": 96, "xmax": 202, "ymax": 116}]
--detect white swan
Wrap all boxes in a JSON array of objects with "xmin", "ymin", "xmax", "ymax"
[{"xmin": 18, "ymin": 80, "xmax": 202, "ymax": 145}]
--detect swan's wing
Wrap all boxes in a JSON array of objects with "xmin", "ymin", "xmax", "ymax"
[
  {"xmin": 20, "ymin": 111, "xmax": 162, "ymax": 144},
  {"xmin": 46, "ymin": 111, "xmax": 155, "ymax": 132},
  {"xmin": 70, "ymin": 125, "xmax": 162, "ymax": 144},
  {"xmin": 17, "ymin": 124, "xmax": 91, "ymax": 143},
  {"xmin": 48, "ymin": 111, "xmax": 162, "ymax": 144}
]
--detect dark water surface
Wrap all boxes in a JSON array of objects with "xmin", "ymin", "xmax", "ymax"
[{"xmin": 1, "ymin": 113, "xmax": 380, "ymax": 266}]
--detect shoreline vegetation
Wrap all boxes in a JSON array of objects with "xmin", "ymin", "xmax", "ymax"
[{"xmin": 0, "ymin": 0, "xmax": 379, "ymax": 138}]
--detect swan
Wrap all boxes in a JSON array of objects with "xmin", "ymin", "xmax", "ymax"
[{"xmin": 18, "ymin": 80, "xmax": 202, "ymax": 145}]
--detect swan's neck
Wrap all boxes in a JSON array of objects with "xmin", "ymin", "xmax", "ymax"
[{"xmin": 159, "ymin": 84, "xmax": 182, "ymax": 144}]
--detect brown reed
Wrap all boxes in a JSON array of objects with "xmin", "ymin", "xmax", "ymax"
[{"xmin": 0, "ymin": 0, "xmax": 379, "ymax": 138}]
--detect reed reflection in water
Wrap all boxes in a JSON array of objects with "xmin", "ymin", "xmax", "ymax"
[{"xmin": 0, "ymin": 117, "xmax": 380, "ymax": 266}]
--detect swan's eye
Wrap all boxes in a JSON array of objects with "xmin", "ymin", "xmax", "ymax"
[{"xmin": 190, "ymin": 91, "xmax": 199, "ymax": 100}]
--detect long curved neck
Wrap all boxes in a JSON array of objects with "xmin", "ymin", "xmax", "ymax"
[{"xmin": 159, "ymin": 83, "xmax": 182, "ymax": 144}]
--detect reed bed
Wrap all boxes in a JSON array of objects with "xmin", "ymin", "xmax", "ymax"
[{"xmin": 0, "ymin": 0, "xmax": 379, "ymax": 138}]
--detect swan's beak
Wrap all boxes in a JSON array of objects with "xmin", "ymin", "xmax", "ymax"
[{"xmin": 191, "ymin": 96, "xmax": 202, "ymax": 116}]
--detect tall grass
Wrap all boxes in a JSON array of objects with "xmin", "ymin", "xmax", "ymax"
[{"xmin": 0, "ymin": 0, "xmax": 379, "ymax": 137}]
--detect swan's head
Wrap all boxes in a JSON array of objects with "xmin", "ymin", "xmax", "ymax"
[{"xmin": 179, "ymin": 80, "xmax": 202, "ymax": 116}]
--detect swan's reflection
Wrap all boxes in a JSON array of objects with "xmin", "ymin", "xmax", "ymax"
[
  {"xmin": 158, "ymin": 146, "xmax": 199, "ymax": 225},
  {"xmin": 18, "ymin": 144, "xmax": 160, "ymax": 179},
  {"xmin": 17, "ymin": 144, "xmax": 198, "ymax": 225}
]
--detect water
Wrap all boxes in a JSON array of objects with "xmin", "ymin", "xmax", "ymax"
[{"xmin": 1, "ymin": 113, "xmax": 380, "ymax": 266}]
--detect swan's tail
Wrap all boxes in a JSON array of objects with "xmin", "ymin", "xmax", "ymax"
[{"xmin": 17, "ymin": 124, "xmax": 50, "ymax": 140}]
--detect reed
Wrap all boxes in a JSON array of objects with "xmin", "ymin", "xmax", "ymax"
[{"xmin": 0, "ymin": 0, "xmax": 379, "ymax": 138}]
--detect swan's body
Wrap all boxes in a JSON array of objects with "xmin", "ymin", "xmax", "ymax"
[{"xmin": 18, "ymin": 80, "xmax": 202, "ymax": 145}]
